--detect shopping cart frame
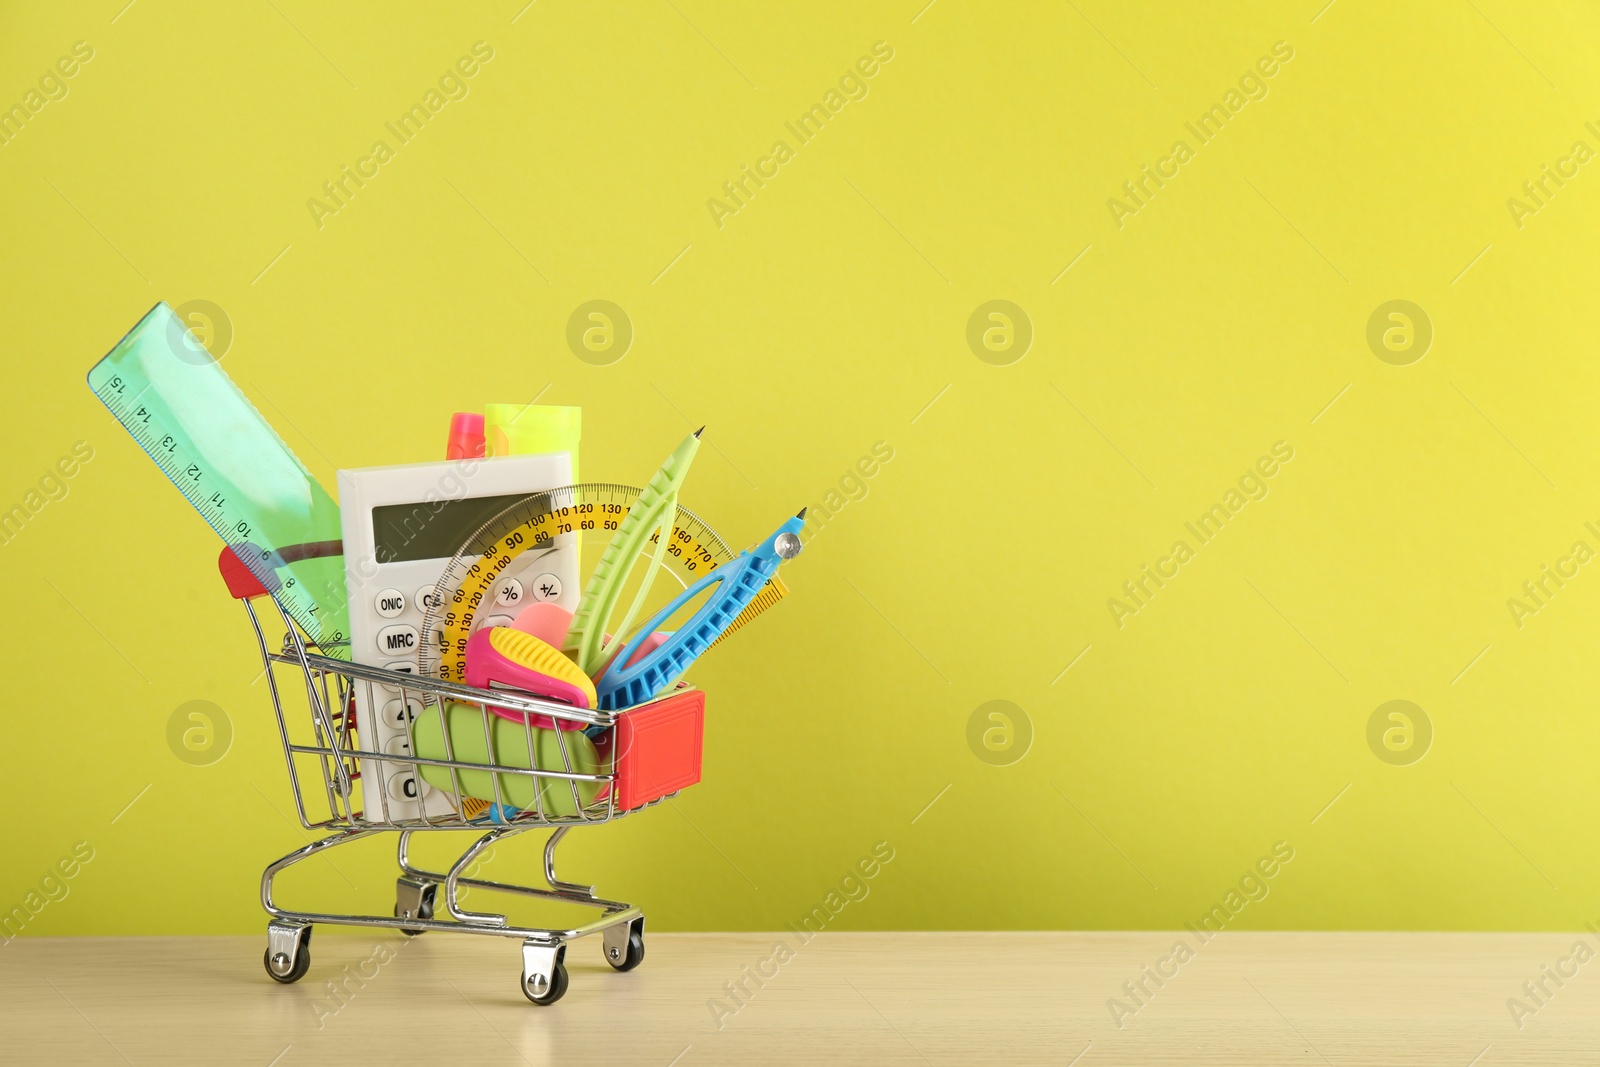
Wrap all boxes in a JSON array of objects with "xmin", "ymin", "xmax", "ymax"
[{"xmin": 227, "ymin": 554, "xmax": 689, "ymax": 1006}]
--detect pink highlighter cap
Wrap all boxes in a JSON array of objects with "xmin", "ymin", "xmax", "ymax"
[{"xmin": 446, "ymin": 412, "xmax": 486, "ymax": 460}]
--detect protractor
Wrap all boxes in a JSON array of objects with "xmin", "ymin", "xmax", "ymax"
[{"xmin": 418, "ymin": 482, "xmax": 785, "ymax": 684}]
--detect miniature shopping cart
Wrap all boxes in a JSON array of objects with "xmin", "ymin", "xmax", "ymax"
[{"xmin": 220, "ymin": 549, "xmax": 706, "ymax": 1006}]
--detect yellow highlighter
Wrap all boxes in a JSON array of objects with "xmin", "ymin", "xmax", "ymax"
[
  {"xmin": 484, "ymin": 404, "xmax": 582, "ymax": 471},
  {"xmin": 566, "ymin": 428, "xmax": 702, "ymax": 675}
]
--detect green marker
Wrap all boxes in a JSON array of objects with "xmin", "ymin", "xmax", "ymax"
[{"xmin": 567, "ymin": 428, "xmax": 702, "ymax": 674}]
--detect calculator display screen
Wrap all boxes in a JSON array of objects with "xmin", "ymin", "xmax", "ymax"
[{"xmin": 371, "ymin": 492, "xmax": 533, "ymax": 563}]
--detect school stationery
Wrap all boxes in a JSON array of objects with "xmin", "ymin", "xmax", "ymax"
[
  {"xmin": 411, "ymin": 702, "xmax": 602, "ymax": 816},
  {"xmin": 445, "ymin": 412, "xmax": 486, "ymax": 459},
  {"xmin": 511, "ymin": 601, "xmax": 575, "ymax": 647},
  {"xmin": 465, "ymin": 627, "xmax": 595, "ymax": 728},
  {"xmin": 419, "ymin": 482, "xmax": 786, "ymax": 685},
  {"xmin": 485, "ymin": 403, "xmax": 581, "ymax": 467},
  {"xmin": 566, "ymin": 430, "xmax": 700, "ymax": 674},
  {"xmin": 86, "ymin": 302, "xmax": 350, "ymax": 653},
  {"xmin": 594, "ymin": 510, "xmax": 805, "ymax": 710},
  {"xmin": 338, "ymin": 452, "xmax": 578, "ymax": 819}
]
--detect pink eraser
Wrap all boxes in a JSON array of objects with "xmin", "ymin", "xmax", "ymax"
[{"xmin": 510, "ymin": 602, "xmax": 575, "ymax": 649}]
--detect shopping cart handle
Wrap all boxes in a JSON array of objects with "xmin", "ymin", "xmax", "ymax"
[
  {"xmin": 218, "ymin": 545, "xmax": 272, "ymax": 600},
  {"xmin": 218, "ymin": 539, "xmax": 345, "ymax": 601}
]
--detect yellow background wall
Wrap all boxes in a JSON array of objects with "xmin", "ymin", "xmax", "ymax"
[{"xmin": 4, "ymin": 0, "xmax": 1600, "ymax": 935}]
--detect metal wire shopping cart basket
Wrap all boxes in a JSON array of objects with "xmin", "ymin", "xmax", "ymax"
[{"xmin": 220, "ymin": 549, "xmax": 706, "ymax": 1006}]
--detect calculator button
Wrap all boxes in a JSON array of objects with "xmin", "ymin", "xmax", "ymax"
[
  {"xmin": 383, "ymin": 734, "xmax": 413, "ymax": 756},
  {"xmin": 380, "ymin": 661, "xmax": 417, "ymax": 693},
  {"xmin": 482, "ymin": 614, "xmax": 515, "ymax": 630},
  {"xmin": 388, "ymin": 772, "xmax": 424, "ymax": 802},
  {"xmin": 374, "ymin": 588, "xmax": 406, "ymax": 618},
  {"xmin": 383, "ymin": 698, "xmax": 423, "ymax": 728},
  {"xmin": 494, "ymin": 578, "xmax": 523, "ymax": 607},
  {"xmin": 417, "ymin": 586, "xmax": 444, "ymax": 613},
  {"xmin": 531, "ymin": 573, "xmax": 562, "ymax": 601},
  {"xmin": 376, "ymin": 624, "xmax": 419, "ymax": 655}
]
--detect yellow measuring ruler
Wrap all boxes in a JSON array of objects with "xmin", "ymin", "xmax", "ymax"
[{"xmin": 418, "ymin": 482, "xmax": 786, "ymax": 684}]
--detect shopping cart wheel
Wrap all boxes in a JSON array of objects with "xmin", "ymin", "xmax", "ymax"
[
  {"xmin": 603, "ymin": 917, "xmax": 645, "ymax": 972},
  {"xmin": 394, "ymin": 878, "xmax": 436, "ymax": 936},
  {"xmin": 263, "ymin": 922, "xmax": 312, "ymax": 984},
  {"xmin": 520, "ymin": 939, "xmax": 568, "ymax": 1006}
]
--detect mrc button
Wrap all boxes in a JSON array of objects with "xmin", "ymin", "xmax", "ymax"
[{"xmin": 376, "ymin": 623, "xmax": 419, "ymax": 655}]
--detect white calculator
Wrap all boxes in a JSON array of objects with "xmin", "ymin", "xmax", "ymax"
[{"xmin": 338, "ymin": 453, "xmax": 578, "ymax": 821}]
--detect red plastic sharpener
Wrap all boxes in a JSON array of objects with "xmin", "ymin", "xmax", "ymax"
[{"xmin": 606, "ymin": 688, "xmax": 705, "ymax": 811}]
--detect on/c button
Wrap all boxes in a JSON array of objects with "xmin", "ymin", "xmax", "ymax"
[
  {"xmin": 377, "ymin": 624, "xmax": 419, "ymax": 655},
  {"xmin": 375, "ymin": 588, "xmax": 406, "ymax": 618}
]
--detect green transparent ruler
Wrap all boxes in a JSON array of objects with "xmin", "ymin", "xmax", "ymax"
[{"xmin": 86, "ymin": 303, "xmax": 350, "ymax": 656}]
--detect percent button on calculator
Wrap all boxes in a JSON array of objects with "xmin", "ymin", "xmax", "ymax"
[{"xmin": 494, "ymin": 578, "xmax": 523, "ymax": 607}]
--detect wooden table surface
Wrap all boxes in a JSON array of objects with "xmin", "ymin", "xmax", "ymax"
[{"xmin": 2, "ymin": 931, "xmax": 1594, "ymax": 1064}]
